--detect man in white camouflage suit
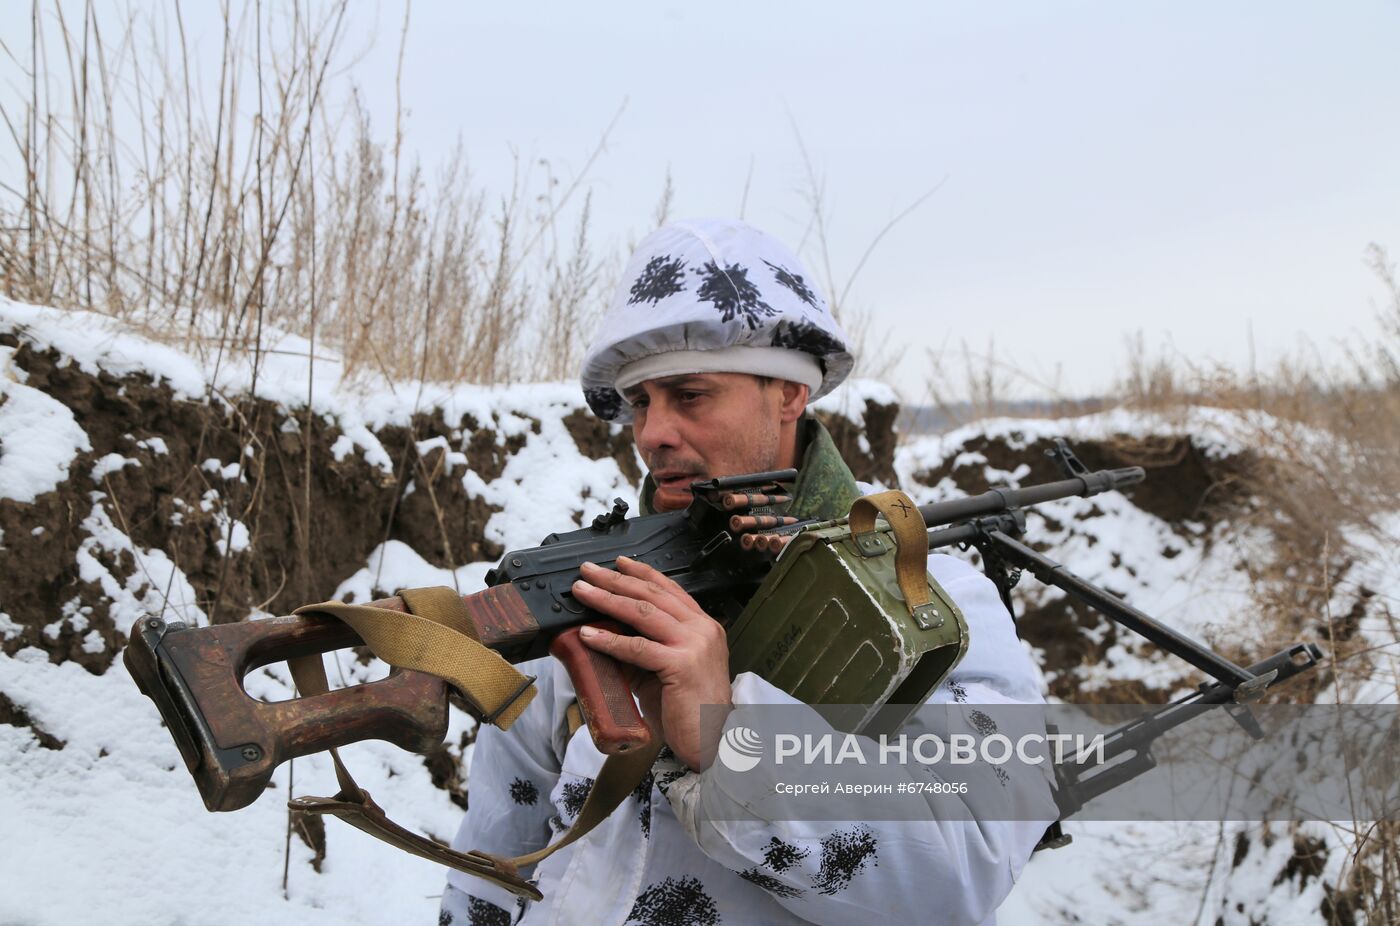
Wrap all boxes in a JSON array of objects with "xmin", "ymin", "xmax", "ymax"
[{"xmin": 440, "ymin": 218, "xmax": 1055, "ymax": 926}]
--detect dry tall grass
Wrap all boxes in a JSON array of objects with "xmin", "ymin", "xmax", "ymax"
[
  {"xmin": 1115, "ymin": 249, "xmax": 1400, "ymax": 690},
  {"xmin": 917, "ymin": 248, "xmax": 1399, "ymax": 686},
  {"xmin": 0, "ymin": 1, "xmax": 613, "ymax": 385},
  {"xmin": 1140, "ymin": 306, "xmax": 1398, "ymax": 925},
  {"xmin": 1, "ymin": 3, "xmax": 914, "ymax": 390}
]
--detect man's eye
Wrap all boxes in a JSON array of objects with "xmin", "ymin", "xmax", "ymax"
[
  {"xmin": 628, "ymin": 396, "xmax": 649, "ymax": 410},
  {"xmin": 679, "ymin": 391, "xmax": 704, "ymax": 403}
]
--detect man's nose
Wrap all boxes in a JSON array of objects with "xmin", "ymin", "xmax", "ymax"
[{"xmin": 635, "ymin": 400, "xmax": 681, "ymax": 455}]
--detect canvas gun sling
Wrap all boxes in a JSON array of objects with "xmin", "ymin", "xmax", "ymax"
[
  {"xmin": 848, "ymin": 490, "xmax": 939, "ymax": 618},
  {"xmin": 285, "ymin": 586, "xmax": 660, "ymax": 901}
]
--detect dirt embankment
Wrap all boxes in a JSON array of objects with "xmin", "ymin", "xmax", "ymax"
[
  {"xmin": 0, "ymin": 344, "xmax": 897, "ymax": 680},
  {"xmin": 909, "ymin": 432, "xmax": 1247, "ymax": 700}
]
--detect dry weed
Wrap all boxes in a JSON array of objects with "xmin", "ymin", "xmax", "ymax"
[
  {"xmin": 0, "ymin": 1, "xmax": 616, "ymax": 387},
  {"xmin": 1113, "ymin": 248, "xmax": 1400, "ymax": 923}
]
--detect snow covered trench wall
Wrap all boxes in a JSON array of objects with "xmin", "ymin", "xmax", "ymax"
[{"xmin": 0, "ymin": 299, "xmax": 897, "ymax": 925}]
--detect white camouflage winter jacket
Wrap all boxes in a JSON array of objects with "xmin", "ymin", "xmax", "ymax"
[{"xmin": 440, "ymin": 552, "xmax": 1057, "ymax": 926}]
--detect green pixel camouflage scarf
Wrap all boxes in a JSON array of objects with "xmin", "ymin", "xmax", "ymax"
[{"xmin": 637, "ymin": 416, "xmax": 860, "ymax": 521}]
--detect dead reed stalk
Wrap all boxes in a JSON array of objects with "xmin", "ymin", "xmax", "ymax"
[{"xmin": 0, "ymin": 1, "xmax": 614, "ymax": 387}]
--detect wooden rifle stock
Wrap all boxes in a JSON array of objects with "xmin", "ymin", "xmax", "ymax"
[{"xmin": 123, "ymin": 585, "xmax": 650, "ymax": 814}]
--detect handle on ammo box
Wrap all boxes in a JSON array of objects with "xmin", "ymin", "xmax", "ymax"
[{"xmin": 849, "ymin": 490, "xmax": 935, "ymax": 615}]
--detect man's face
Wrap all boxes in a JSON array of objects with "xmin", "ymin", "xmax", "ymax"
[{"xmin": 624, "ymin": 373, "xmax": 784, "ymax": 512}]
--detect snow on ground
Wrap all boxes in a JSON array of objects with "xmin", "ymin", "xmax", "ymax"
[
  {"xmin": 899, "ymin": 410, "xmax": 1331, "ymax": 696},
  {"xmin": 1333, "ymin": 510, "xmax": 1400, "ymax": 706},
  {"xmin": 900, "ymin": 407, "xmax": 1329, "ymax": 467},
  {"xmin": 901, "ymin": 415, "xmax": 1399, "ymax": 923},
  {"xmin": 68, "ymin": 494, "xmax": 210, "ymax": 633},
  {"xmin": 0, "ymin": 299, "xmax": 644, "ymax": 924},
  {"xmin": 0, "ymin": 344, "xmax": 91, "ymax": 502},
  {"xmin": 0, "ymin": 646, "xmax": 460, "ymax": 925},
  {"xmin": 810, "ymin": 377, "xmax": 899, "ymax": 428},
  {"xmin": 0, "ymin": 299, "xmax": 899, "ymax": 925},
  {"xmin": 1, "ymin": 297, "xmax": 1392, "ymax": 924}
]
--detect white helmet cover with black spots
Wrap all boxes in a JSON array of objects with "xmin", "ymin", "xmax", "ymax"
[{"xmin": 580, "ymin": 218, "xmax": 854, "ymax": 422}]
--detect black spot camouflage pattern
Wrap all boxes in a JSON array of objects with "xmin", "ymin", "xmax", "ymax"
[
  {"xmin": 655, "ymin": 765, "xmax": 688, "ymax": 794},
  {"xmin": 732, "ymin": 836, "xmax": 812, "ymax": 900},
  {"xmin": 624, "ymin": 876, "xmax": 720, "ymax": 926},
  {"xmin": 509, "ymin": 776, "xmax": 539, "ymax": 806},
  {"xmin": 652, "ymin": 747, "xmax": 689, "ymax": 799},
  {"xmin": 634, "ymin": 770, "xmax": 655, "ymax": 838},
  {"xmin": 585, "ymin": 386, "xmax": 625, "ymax": 420},
  {"xmin": 629, "ymin": 255, "xmax": 688, "ymax": 304},
  {"xmin": 768, "ymin": 318, "xmax": 844, "ymax": 360},
  {"xmin": 968, "ymin": 709, "xmax": 997, "ymax": 737},
  {"xmin": 693, "ymin": 261, "xmax": 776, "ymax": 329},
  {"xmin": 763, "ymin": 259, "xmax": 820, "ymax": 308},
  {"xmin": 560, "ymin": 776, "xmax": 595, "ymax": 822},
  {"xmin": 738, "ymin": 866, "xmax": 804, "ymax": 899},
  {"xmin": 466, "ymin": 896, "xmax": 511, "ymax": 926},
  {"xmin": 812, "ymin": 825, "xmax": 878, "ymax": 895},
  {"xmin": 762, "ymin": 836, "xmax": 810, "ymax": 873}
]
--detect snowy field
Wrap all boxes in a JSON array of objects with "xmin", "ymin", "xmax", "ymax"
[{"xmin": 0, "ymin": 298, "xmax": 1393, "ymax": 924}]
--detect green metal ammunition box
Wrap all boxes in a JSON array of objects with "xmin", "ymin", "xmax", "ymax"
[{"xmin": 727, "ymin": 518, "xmax": 969, "ymax": 733}]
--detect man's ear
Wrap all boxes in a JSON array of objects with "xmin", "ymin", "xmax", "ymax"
[{"xmin": 778, "ymin": 380, "xmax": 809, "ymax": 424}]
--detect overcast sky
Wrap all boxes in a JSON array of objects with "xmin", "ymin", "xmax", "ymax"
[{"xmin": 9, "ymin": 2, "xmax": 1400, "ymax": 401}]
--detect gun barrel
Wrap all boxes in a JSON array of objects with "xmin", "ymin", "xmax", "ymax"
[
  {"xmin": 698, "ymin": 469, "xmax": 799, "ymax": 490},
  {"xmin": 916, "ymin": 466, "xmax": 1144, "ymax": 528}
]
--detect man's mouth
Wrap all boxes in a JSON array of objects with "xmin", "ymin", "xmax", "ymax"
[{"xmin": 655, "ymin": 471, "xmax": 703, "ymax": 490}]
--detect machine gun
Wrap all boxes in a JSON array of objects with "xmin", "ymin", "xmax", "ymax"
[{"xmin": 123, "ymin": 440, "xmax": 1323, "ymax": 888}]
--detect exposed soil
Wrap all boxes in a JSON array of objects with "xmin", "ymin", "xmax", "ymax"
[
  {"xmin": 912, "ymin": 431, "xmax": 1252, "ymax": 531},
  {"xmin": 817, "ymin": 399, "xmax": 900, "ymax": 487},
  {"xmin": 0, "ymin": 340, "xmax": 550, "ymax": 674},
  {"xmin": 0, "ymin": 690, "xmax": 65, "ymax": 749},
  {"xmin": 1, "ymin": 341, "xmax": 400, "ymax": 670},
  {"xmin": 0, "ymin": 345, "xmax": 909, "ymax": 681},
  {"xmin": 380, "ymin": 410, "xmax": 522, "ymax": 568}
]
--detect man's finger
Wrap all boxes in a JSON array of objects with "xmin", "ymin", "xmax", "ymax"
[
  {"xmin": 612, "ymin": 556, "xmax": 704, "ymax": 617},
  {"xmin": 578, "ymin": 624, "xmax": 669, "ymax": 673},
  {"xmin": 571, "ymin": 577, "xmax": 686, "ymax": 642},
  {"xmin": 579, "ymin": 561, "xmax": 702, "ymax": 623}
]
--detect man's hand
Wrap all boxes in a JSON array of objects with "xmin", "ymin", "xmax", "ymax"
[{"xmin": 572, "ymin": 556, "xmax": 733, "ymax": 770}]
